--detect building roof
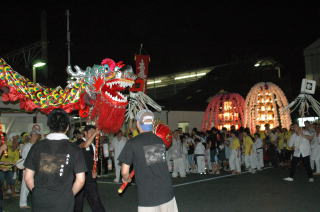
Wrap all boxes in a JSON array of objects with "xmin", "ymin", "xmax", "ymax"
[{"xmin": 155, "ymin": 60, "xmax": 298, "ymax": 112}]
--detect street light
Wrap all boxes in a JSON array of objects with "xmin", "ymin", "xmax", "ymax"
[
  {"xmin": 32, "ymin": 61, "xmax": 46, "ymax": 83},
  {"xmin": 32, "ymin": 61, "xmax": 46, "ymax": 124}
]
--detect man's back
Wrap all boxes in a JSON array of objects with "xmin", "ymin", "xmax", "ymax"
[
  {"xmin": 24, "ymin": 138, "xmax": 87, "ymax": 212},
  {"xmin": 119, "ymin": 132, "xmax": 174, "ymax": 207},
  {"xmin": 25, "ymin": 138, "xmax": 86, "ymax": 190}
]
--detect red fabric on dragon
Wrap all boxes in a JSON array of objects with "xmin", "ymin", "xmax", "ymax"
[{"xmin": 90, "ymin": 94, "xmax": 126, "ymax": 133}]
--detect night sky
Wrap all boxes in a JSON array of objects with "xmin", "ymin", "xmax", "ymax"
[{"xmin": 0, "ymin": 7, "xmax": 319, "ymax": 87}]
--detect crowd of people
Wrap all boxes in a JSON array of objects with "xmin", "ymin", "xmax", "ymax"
[
  {"xmin": 0, "ymin": 108, "xmax": 319, "ymax": 211},
  {"xmin": 165, "ymin": 121, "xmax": 319, "ymax": 183}
]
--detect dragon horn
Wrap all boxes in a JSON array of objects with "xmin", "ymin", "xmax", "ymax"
[{"xmin": 67, "ymin": 65, "xmax": 86, "ymax": 78}]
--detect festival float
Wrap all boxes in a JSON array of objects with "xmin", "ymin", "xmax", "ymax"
[
  {"xmin": 202, "ymin": 91, "xmax": 245, "ymax": 131},
  {"xmin": 283, "ymin": 78, "xmax": 320, "ymax": 118},
  {"xmin": 244, "ymin": 82, "xmax": 291, "ymax": 133}
]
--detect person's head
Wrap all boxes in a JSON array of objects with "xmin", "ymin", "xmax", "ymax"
[
  {"xmin": 244, "ymin": 127, "xmax": 251, "ymax": 135},
  {"xmin": 230, "ymin": 131, "xmax": 239, "ymax": 138},
  {"xmin": 211, "ymin": 127, "xmax": 218, "ymax": 134},
  {"xmin": 21, "ymin": 133, "xmax": 30, "ymax": 144},
  {"xmin": 304, "ymin": 121, "xmax": 311, "ymax": 128},
  {"xmin": 83, "ymin": 125, "xmax": 96, "ymax": 139},
  {"xmin": 116, "ymin": 130, "xmax": 123, "ymax": 138},
  {"xmin": 73, "ymin": 129, "xmax": 83, "ymax": 139},
  {"xmin": 256, "ymin": 125, "xmax": 261, "ymax": 131},
  {"xmin": 265, "ymin": 123, "xmax": 270, "ymax": 130},
  {"xmin": 47, "ymin": 109, "xmax": 70, "ymax": 133},
  {"xmin": 135, "ymin": 109, "xmax": 154, "ymax": 133},
  {"xmin": 230, "ymin": 125, "xmax": 236, "ymax": 131},
  {"xmin": 8, "ymin": 132, "xmax": 19, "ymax": 142},
  {"xmin": 292, "ymin": 123, "xmax": 300, "ymax": 133},
  {"xmin": 173, "ymin": 130, "xmax": 180, "ymax": 138},
  {"xmin": 30, "ymin": 130, "xmax": 41, "ymax": 143},
  {"xmin": 194, "ymin": 138, "xmax": 200, "ymax": 143}
]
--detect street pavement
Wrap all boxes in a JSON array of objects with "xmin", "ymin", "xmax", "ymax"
[{"xmin": 4, "ymin": 166, "xmax": 319, "ymax": 212}]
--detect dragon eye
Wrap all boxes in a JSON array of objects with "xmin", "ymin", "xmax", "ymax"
[{"xmin": 115, "ymin": 71, "xmax": 122, "ymax": 79}]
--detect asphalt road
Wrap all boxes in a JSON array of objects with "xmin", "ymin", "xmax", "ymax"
[{"xmin": 4, "ymin": 166, "xmax": 319, "ymax": 212}]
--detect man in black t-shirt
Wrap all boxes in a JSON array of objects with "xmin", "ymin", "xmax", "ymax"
[
  {"xmin": 119, "ymin": 109, "xmax": 178, "ymax": 212},
  {"xmin": 24, "ymin": 109, "xmax": 87, "ymax": 212},
  {"xmin": 74, "ymin": 125, "xmax": 106, "ymax": 212}
]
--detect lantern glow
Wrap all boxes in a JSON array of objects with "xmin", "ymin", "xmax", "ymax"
[
  {"xmin": 244, "ymin": 82, "xmax": 291, "ymax": 133},
  {"xmin": 202, "ymin": 92, "xmax": 245, "ymax": 131}
]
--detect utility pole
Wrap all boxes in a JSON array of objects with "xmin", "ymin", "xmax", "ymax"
[
  {"xmin": 66, "ymin": 10, "xmax": 71, "ymax": 67},
  {"xmin": 41, "ymin": 10, "xmax": 48, "ymax": 83}
]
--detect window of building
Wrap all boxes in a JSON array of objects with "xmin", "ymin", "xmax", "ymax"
[{"xmin": 178, "ymin": 122, "xmax": 190, "ymax": 133}]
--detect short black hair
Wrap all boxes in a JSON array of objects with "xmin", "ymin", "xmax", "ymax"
[
  {"xmin": 83, "ymin": 125, "xmax": 96, "ymax": 132},
  {"xmin": 47, "ymin": 109, "xmax": 70, "ymax": 132},
  {"xmin": 73, "ymin": 129, "xmax": 81, "ymax": 135}
]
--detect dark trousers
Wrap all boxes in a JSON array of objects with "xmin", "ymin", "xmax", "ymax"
[
  {"xmin": 290, "ymin": 155, "xmax": 313, "ymax": 178},
  {"xmin": 0, "ymin": 186, "xmax": 3, "ymax": 212},
  {"xmin": 74, "ymin": 180, "xmax": 105, "ymax": 212}
]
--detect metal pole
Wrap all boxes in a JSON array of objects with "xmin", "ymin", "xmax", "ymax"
[
  {"xmin": 32, "ymin": 66, "xmax": 37, "ymax": 123},
  {"xmin": 41, "ymin": 10, "xmax": 48, "ymax": 83},
  {"xmin": 276, "ymin": 66, "xmax": 281, "ymax": 79},
  {"xmin": 32, "ymin": 66, "xmax": 36, "ymax": 83},
  {"xmin": 66, "ymin": 10, "xmax": 71, "ymax": 67}
]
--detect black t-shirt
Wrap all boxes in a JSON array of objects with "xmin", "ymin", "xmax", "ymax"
[
  {"xmin": 75, "ymin": 138, "xmax": 95, "ymax": 182},
  {"xmin": 118, "ymin": 132, "xmax": 174, "ymax": 207},
  {"xmin": 24, "ymin": 138, "xmax": 87, "ymax": 211}
]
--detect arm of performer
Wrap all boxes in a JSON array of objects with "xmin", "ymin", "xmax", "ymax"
[
  {"xmin": 72, "ymin": 172, "xmax": 86, "ymax": 195},
  {"xmin": 79, "ymin": 129, "xmax": 100, "ymax": 149},
  {"xmin": 0, "ymin": 143, "xmax": 7, "ymax": 155},
  {"xmin": 121, "ymin": 163, "xmax": 132, "ymax": 183},
  {"xmin": 24, "ymin": 168, "xmax": 35, "ymax": 191}
]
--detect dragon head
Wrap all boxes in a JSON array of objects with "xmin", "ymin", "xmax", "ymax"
[
  {"xmin": 68, "ymin": 58, "xmax": 137, "ymax": 132},
  {"xmin": 68, "ymin": 58, "xmax": 136, "ymax": 106}
]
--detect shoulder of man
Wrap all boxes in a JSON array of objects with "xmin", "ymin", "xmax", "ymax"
[{"xmin": 29, "ymin": 138, "xmax": 47, "ymax": 149}]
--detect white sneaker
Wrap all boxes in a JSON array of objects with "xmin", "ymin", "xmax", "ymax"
[
  {"xmin": 309, "ymin": 178, "xmax": 314, "ymax": 182},
  {"xmin": 283, "ymin": 177, "xmax": 294, "ymax": 182}
]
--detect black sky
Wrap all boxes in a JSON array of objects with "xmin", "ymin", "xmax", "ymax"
[{"xmin": 0, "ymin": 7, "xmax": 319, "ymax": 87}]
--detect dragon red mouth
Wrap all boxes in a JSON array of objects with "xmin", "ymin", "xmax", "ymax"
[{"xmin": 101, "ymin": 79, "xmax": 133, "ymax": 104}]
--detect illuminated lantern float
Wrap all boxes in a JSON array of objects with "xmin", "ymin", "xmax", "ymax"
[
  {"xmin": 245, "ymin": 82, "xmax": 291, "ymax": 133},
  {"xmin": 202, "ymin": 92, "xmax": 245, "ymax": 131}
]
